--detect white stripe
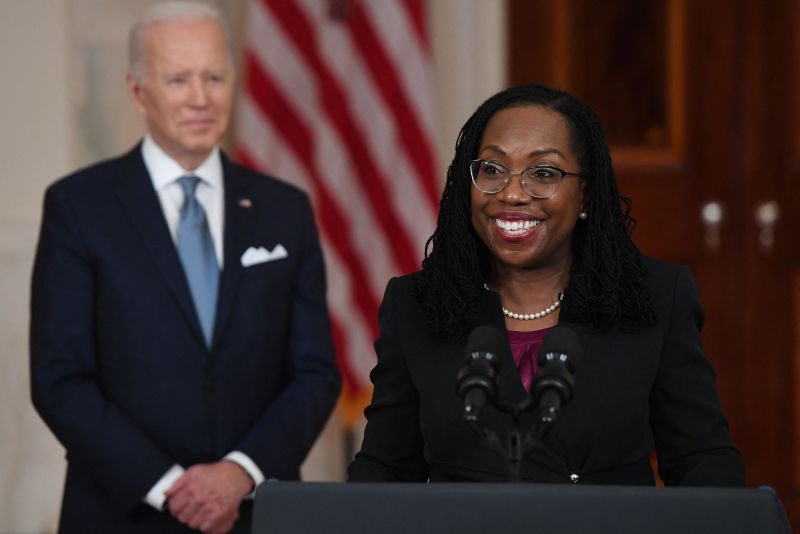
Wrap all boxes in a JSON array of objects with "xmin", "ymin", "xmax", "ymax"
[
  {"xmin": 245, "ymin": 1, "xmax": 318, "ymax": 118},
  {"xmin": 322, "ymin": 239, "xmax": 378, "ymax": 389},
  {"xmin": 313, "ymin": 121, "xmax": 400, "ymax": 297},
  {"xmin": 358, "ymin": 0, "xmax": 437, "ymax": 140},
  {"xmin": 246, "ymin": 3, "xmax": 400, "ymax": 302},
  {"xmin": 240, "ymin": 0, "xmax": 439, "ymax": 392},
  {"xmin": 296, "ymin": 0, "xmax": 436, "ymax": 260},
  {"xmin": 236, "ymin": 94, "xmax": 311, "ymax": 194}
]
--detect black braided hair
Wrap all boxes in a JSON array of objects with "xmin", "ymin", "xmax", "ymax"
[{"xmin": 415, "ymin": 83, "xmax": 655, "ymax": 341}]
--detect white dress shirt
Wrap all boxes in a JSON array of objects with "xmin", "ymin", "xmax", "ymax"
[
  {"xmin": 142, "ymin": 134, "xmax": 225, "ymax": 267},
  {"xmin": 140, "ymin": 135, "xmax": 264, "ymax": 510}
]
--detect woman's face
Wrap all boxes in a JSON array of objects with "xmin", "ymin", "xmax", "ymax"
[{"xmin": 470, "ymin": 104, "xmax": 585, "ymax": 274}]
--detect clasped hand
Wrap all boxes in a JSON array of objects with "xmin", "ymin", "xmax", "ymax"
[{"xmin": 165, "ymin": 460, "xmax": 254, "ymax": 534}]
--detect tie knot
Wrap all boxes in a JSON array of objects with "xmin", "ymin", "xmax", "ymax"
[{"xmin": 179, "ymin": 175, "xmax": 201, "ymax": 198}]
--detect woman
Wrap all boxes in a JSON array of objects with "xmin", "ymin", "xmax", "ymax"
[{"xmin": 348, "ymin": 84, "xmax": 745, "ymax": 486}]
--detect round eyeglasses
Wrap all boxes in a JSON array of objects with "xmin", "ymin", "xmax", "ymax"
[{"xmin": 469, "ymin": 159, "xmax": 581, "ymax": 199}]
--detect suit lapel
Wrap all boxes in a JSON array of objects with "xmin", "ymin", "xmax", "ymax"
[
  {"xmin": 472, "ymin": 289, "xmax": 587, "ymax": 405},
  {"xmin": 532, "ymin": 298, "xmax": 588, "ymax": 471},
  {"xmin": 472, "ymin": 289, "xmax": 529, "ymax": 405},
  {"xmin": 469, "ymin": 290, "xmax": 563, "ymax": 473},
  {"xmin": 113, "ymin": 145, "xmax": 206, "ymax": 346},
  {"xmin": 212, "ymin": 156, "xmax": 254, "ymax": 349},
  {"xmin": 473, "ymin": 287, "xmax": 585, "ymax": 475}
]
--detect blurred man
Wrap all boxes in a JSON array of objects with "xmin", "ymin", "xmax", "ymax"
[{"xmin": 30, "ymin": 3, "xmax": 340, "ymax": 532}]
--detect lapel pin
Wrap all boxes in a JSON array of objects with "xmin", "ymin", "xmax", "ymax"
[{"xmin": 238, "ymin": 198, "xmax": 253, "ymax": 208}]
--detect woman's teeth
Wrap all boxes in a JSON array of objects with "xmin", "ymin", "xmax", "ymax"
[{"xmin": 494, "ymin": 218, "xmax": 540, "ymax": 234}]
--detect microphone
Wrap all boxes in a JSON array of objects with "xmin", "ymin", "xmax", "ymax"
[
  {"xmin": 456, "ymin": 325, "xmax": 505, "ymax": 422},
  {"xmin": 531, "ymin": 327, "xmax": 579, "ymax": 423}
]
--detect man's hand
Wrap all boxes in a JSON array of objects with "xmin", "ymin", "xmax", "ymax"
[{"xmin": 165, "ymin": 460, "xmax": 254, "ymax": 534}]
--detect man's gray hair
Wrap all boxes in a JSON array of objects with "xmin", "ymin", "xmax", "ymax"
[{"xmin": 128, "ymin": 1, "xmax": 233, "ymax": 82}]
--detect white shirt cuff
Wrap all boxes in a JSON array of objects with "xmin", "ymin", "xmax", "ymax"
[
  {"xmin": 144, "ymin": 464, "xmax": 185, "ymax": 511},
  {"xmin": 224, "ymin": 451, "xmax": 265, "ymax": 498}
]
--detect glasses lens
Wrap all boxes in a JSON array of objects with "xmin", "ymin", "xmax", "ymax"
[
  {"xmin": 522, "ymin": 166, "xmax": 563, "ymax": 199},
  {"xmin": 470, "ymin": 160, "xmax": 507, "ymax": 193}
]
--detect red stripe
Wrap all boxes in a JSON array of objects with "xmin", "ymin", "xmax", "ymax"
[
  {"xmin": 243, "ymin": 52, "xmax": 380, "ymax": 340},
  {"xmin": 241, "ymin": 0, "xmax": 438, "ymax": 398},
  {"xmin": 348, "ymin": 1, "xmax": 440, "ymax": 211},
  {"xmin": 401, "ymin": 0, "xmax": 429, "ymax": 53},
  {"xmin": 262, "ymin": 0, "xmax": 420, "ymax": 275}
]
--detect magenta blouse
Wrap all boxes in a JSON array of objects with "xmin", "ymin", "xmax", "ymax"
[{"xmin": 506, "ymin": 327, "xmax": 553, "ymax": 393}]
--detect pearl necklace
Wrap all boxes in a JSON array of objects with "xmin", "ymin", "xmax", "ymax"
[{"xmin": 483, "ymin": 283, "xmax": 564, "ymax": 321}]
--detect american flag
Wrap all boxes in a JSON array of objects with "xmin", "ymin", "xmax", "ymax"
[{"xmin": 235, "ymin": 0, "xmax": 439, "ymax": 425}]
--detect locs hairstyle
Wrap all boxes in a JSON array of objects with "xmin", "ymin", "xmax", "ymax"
[{"xmin": 414, "ymin": 84, "xmax": 655, "ymax": 341}]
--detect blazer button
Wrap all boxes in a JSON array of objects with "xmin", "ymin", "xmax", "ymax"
[
  {"xmin": 205, "ymin": 379, "xmax": 215, "ymax": 392},
  {"xmin": 569, "ymin": 473, "xmax": 580, "ymax": 484}
]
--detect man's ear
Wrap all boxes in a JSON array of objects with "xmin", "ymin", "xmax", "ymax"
[{"xmin": 126, "ymin": 73, "xmax": 146, "ymax": 115}]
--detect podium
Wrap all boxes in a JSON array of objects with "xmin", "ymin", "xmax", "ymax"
[{"xmin": 252, "ymin": 482, "xmax": 790, "ymax": 534}]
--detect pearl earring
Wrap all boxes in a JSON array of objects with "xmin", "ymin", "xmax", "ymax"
[{"xmin": 579, "ymin": 211, "xmax": 587, "ymax": 220}]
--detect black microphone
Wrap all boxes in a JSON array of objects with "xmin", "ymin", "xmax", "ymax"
[
  {"xmin": 531, "ymin": 327, "xmax": 579, "ymax": 423},
  {"xmin": 456, "ymin": 325, "xmax": 505, "ymax": 422}
]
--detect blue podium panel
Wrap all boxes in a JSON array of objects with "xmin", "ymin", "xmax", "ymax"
[{"xmin": 253, "ymin": 482, "xmax": 790, "ymax": 534}]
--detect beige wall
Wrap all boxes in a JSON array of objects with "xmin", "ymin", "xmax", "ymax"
[
  {"xmin": 1, "ymin": 3, "xmax": 71, "ymax": 532},
  {"xmin": 0, "ymin": 0, "xmax": 506, "ymax": 531}
]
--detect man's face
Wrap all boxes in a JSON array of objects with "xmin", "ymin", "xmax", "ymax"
[{"xmin": 128, "ymin": 19, "xmax": 234, "ymax": 170}]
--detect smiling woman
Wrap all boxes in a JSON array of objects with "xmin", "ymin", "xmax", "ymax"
[
  {"xmin": 348, "ymin": 84, "xmax": 745, "ymax": 488},
  {"xmin": 470, "ymin": 105, "xmax": 584, "ymax": 307}
]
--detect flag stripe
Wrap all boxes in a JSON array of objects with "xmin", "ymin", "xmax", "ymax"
[
  {"xmin": 263, "ymin": 0, "xmax": 420, "ymax": 275},
  {"xmin": 357, "ymin": 0, "xmax": 437, "ymax": 135},
  {"xmin": 244, "ymin": 68, "xmax": 402, "ymax": 305},
  {"xmin": 346, "ymin": 1, "xmax": 440, "ymax": 210},
  {"xmin": 402, "ymin": 0, "xmax": 430, "ymax": 52},
  {"xmin": 238, "ymin": 0, "xmax": 438, "ymax": 412},
  {"xmin": 243, "ymin": 5, "xmax": 404, "ymax": 303},
  {"xmin": 291, "ymin": 1, "xmax": 437, "ymax": 256},
  {"xmin": 244, "ymin": 52, "xmax": 381, "ymax": 337}
]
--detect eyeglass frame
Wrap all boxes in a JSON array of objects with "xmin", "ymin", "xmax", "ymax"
[{"xmin": 469, "ymin": 159, "xmax": 582, "ymax": 199}]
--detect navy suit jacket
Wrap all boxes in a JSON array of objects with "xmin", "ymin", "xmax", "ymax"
[
  {"xmin": 349, "ymin": 258, "xmax": 745, "ymax": 487},
  {"xmin": 30, "ymin": 144, "xmax": 341, "ymax": 533}
]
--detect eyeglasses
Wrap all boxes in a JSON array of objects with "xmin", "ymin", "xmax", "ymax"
[{"xmin": 469, "ymin": 159, "xmax": 581, "ymax": 199}]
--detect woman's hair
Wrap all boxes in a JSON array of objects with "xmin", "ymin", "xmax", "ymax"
[{"xmin": 415, "ymin": 83, "xmax": 655, "ymax": 340}]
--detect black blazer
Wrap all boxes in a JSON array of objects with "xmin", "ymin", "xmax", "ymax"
[
  {"xmin": 349, "ymin": 257, "xmax": 744, "ymax": 486},
  {"xmin": 30, "ymin": 145, "xmax": 341, "ymax": 533}
]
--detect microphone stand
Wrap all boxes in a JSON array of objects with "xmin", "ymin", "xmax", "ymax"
[{"xmin": 467, "ymin": 396, "xmax": 555, "ymax": 483}]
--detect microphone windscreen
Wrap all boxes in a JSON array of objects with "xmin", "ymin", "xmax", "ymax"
[
  {"xmin": 465, "ymin": 325, "xmax": 507, "ymax": 358},
  {"xmin": 539, "ymin": 327, "xmax": 581, "ymax": 368}
]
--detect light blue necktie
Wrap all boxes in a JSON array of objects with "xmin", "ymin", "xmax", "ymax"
[{"xmin": 177, "ymin": 175, "xmax": 219, "ymax": 347}]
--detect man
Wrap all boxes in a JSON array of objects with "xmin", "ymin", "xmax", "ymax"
[{"xmin": 30, "ymin": 3, "xmax": 340, "ymax": 533}]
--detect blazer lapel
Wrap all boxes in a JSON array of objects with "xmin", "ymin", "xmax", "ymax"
[
  {"xmin": 527, "ymin": 297, "xmax": 589, "ymax": 473},
  {"xmin": 472, "ymin": 288, "xmax": 587, "ymax": 406},
  {"xmin": 472, "ymin": 289, "xmax": 529, "ymax": 405},
  {"xmin": 473, "ymin": 287, "xmax": 581, "ymax": 476},
  {"xmin": 113, "ymin": 145, "xmax": 206, "ymax": 346},
  {"xmin": 211, "ymin": 156, "xmax": 253, "ymax": 349}
]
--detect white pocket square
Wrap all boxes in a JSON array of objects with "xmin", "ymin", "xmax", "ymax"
[{"xmin": 240, "ymin": 244, "xmax": 288, "ymax": 267}]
